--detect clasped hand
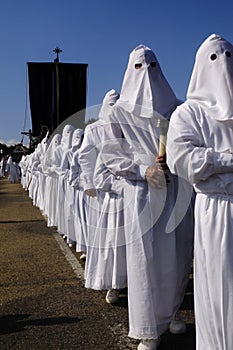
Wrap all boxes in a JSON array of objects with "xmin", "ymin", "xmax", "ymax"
[
  {"xmin": 85, "ymin": 188, "xmax": 97, "ymax": 197},
  {"xmin": 145, "ymin": 155, "xmax": 169, "ymax": 188}
]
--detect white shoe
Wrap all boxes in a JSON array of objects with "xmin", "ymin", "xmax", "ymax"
[
  {"xmin": 79, "ymin": 252, "xmax": 86, "ymax": 260},
  {"xmin": 105, "ymin": 289, "xmax": 120, "ymax": 304},
  {"xmin": 169, "ymin": 310, "xmax": 186, "ymax": 334},
  {"xmin": 138, "ymin": 338, "xmax": 160, "ymax": 350}
]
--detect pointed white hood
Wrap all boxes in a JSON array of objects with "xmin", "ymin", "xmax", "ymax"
[
  {"xmin": 70, "ymin": 128, "xmax": 84, "ymax": 153},
  {"xmin": 61, "ymin": 124, "xmax": 75, "ymax": 151},
  {"xmin": 117, "ymin": 44, "xmax": 178, "ymax": 118},
  {"xmin": 187, "ymin": 34, "xmax": 233, "ymax": 121},
  {"xmin": 99, "ymin": 89, "xmax": 120, "ymax": 120}
]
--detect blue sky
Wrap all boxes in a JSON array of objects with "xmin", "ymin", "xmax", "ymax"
[{"xmin": 0, "ymin": 0, "xmax": 233, "ymax": 145}]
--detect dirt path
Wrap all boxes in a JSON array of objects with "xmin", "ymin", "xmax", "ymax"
[{"xmin": 0, "ymin": 178, "xmax": 195, "ymax": 349}]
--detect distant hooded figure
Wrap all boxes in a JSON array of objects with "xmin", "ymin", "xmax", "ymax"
[
  {"xmin": 28, "ymin": 136, "xmax": 50, "ymax": 207},
  {"xmin": 54, "ymin": 124, "xmax": 75, "ymax": 167},
  {"xmin": 99, "ymin": 45, "xmax": 194, "ymax": 349},
  {"xmin": 36, "ymin": 135, "xmax": 50, "ymax": 211},
  {"xmin": 28, "ymin": 142, "xmax": 42, "ymax": 203},
  {"xmin": 46, "ymin": 124, "xmax": 74, "ymax": 229},
  {"xmin": 78, "ymin": 89, "xmax": 128, "ymax": 304},
  {"xmin": 41, "ymin": 133, "xmax": 61, "ymax": 226},
  {"xmin": 19, "ymin": 154, "xmax": 28, "ymax": 188},
  {"xmin": 6, "ymin": 155, "xmax": 20, "ymax": 183},
  {"xmin": 59, "ymin": 128, "xmax": 84, "ymax": 245},
  {"xmin": 167, "ymin": 34, "xmax": 233, "ymax": 350}
]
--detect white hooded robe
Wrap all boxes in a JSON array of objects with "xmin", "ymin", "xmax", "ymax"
[
  {"xmin": 167, "ymin": 34, "xmax": 233, "ymax": 350},
  {"xmin": 100, "ymin": 45, "xmax": 194, "ymax": 339}
]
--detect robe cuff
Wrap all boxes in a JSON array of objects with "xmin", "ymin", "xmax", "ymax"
[
  {"xmin": 139, "ymin": 164, "xmax": 149, "ymax": 179},
  {"xmin": 214, "ymin": 152, "xmax": 233, "ymax": 173},
  {"xmin": 83, "ymin": 182, "xmax": 95, "ymax": 191}
]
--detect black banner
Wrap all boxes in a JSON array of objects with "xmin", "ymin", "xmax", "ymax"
[{"xmin": 27, "ymin": 62, "xmax": 88, "ymax": 137}]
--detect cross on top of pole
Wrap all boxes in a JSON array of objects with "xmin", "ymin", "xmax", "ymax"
[{"xmin": 53, "ymin": 46, "xmax": 62, "ymax": 62}]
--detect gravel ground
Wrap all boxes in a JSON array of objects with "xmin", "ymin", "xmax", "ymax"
[{"xmin": 0, "ymin": 178, "xmax": 195, "ymax": 349}]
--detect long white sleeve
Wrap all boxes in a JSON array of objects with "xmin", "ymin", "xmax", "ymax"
[{"xmin": 167, "ymin": 103, "xmax": 233, "ymax": 193}]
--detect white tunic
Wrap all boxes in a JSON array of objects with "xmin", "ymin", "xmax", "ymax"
[
  {"xmin": 59, "ymin": 128, "xmax": 84, "ymax": 243},
  {"xmin": 101, "ymin": 103, "xmax": 194, "ymax": 338},
  {"xmin": 52, "ymin": 125, "xmax": 74, "ymax": 231},
  {"xmin": 69, "ymin": 148, "xmax": 86, "ymax": 252},
  {"xmin": 79, "ymin": 115, "xmax": 127, "ymax": 290},
  {"xmin": 36, "ymin": 137, "xmax": 50, "ymax": 211},
  {"xmin": 168, "ymin": 102, "xmax": 233, "ymax": 350}
]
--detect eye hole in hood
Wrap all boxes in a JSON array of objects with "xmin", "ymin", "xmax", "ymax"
[
  {"xmin": 150, "ymin": 62, "xmax": 156, "ymax": 67},
  {"xmin": 210, "ymin": 53, "xmax": 217, "ymax": 60},
  {"xmin": 135, "ymin": 63, "xmax": 142, "ymax": 69}
]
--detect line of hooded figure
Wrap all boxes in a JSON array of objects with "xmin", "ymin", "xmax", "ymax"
[{"xmin": 19, "ymin": 43, "xmax": 195, "ymax": 350}]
